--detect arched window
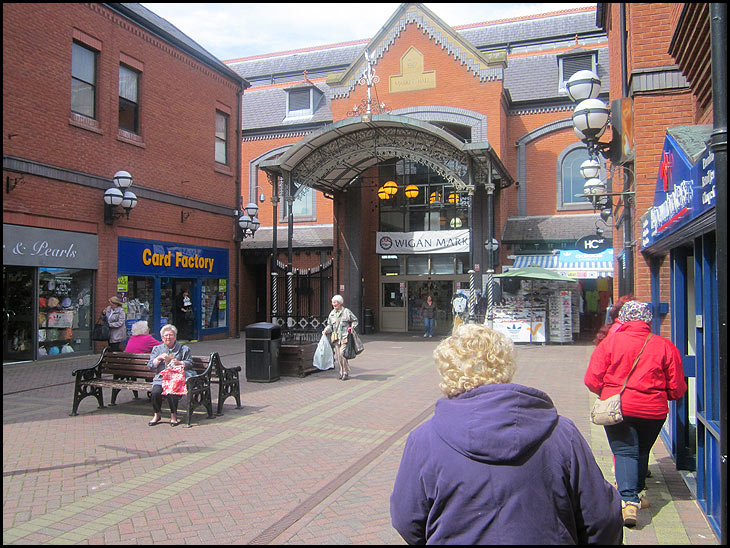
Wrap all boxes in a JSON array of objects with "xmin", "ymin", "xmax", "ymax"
[{"xmin": 558, "ymin": 146, "xmax": 595, "ymax": 210}]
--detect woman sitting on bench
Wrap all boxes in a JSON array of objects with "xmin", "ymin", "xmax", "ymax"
[{"xmin": 147, "ymin": 324, "xmax": 193, "ymax": 427}]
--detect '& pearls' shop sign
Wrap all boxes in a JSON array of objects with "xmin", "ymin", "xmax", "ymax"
[{"xmin": 118, "ymin": 238, "xmax": 228, "ymax": 278}]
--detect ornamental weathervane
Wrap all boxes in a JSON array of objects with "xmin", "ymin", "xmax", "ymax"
[{"xmin": 348, "ymin": 50, "xmax": 391, "ymax": 121}]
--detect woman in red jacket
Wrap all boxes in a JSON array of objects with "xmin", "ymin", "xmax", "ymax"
[{"xmin": 585, "ymin": 301, "xmax": 686, "ymax": 527}]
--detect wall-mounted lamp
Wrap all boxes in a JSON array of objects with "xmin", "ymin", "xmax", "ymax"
[
  {"xmin": 238, "ymin": 201, "xmax": 260, "ymax": 238},
  {"xmin": 181, "ymin": 210, "xmax": 191, "ymax": 223},
  {"xmin": 6, "ymin": 175, "xmax": 24, "ymax": 194},
  {"xmin": 567, "ymin": 70, "xmax": 611, "ymax": 160},
  {"xmin": 104, "ymin": 170, "xmax": 137, "ymax": 225},
  {"xmin": 253, "ymin": 185, "xmax": 266, "ymax": 203}
]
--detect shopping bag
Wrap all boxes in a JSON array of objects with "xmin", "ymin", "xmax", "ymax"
[
  {"xmin": 92, "ymin": 319, "xmax": 110, "ymax": 341},
  {"xmin": 343, "ymin": 328, "xmax": 364, "ymax": 360},
  {"xmin": 351, "ymin": 328, "xmax": 364, "ymax": 355},
  {"xmin": 313, "ymin": 334, "xmax": 334, "ymax": 370},
  {"xmin": 161, "ymin": 365, "xmax": 188, "ymax": 395}
]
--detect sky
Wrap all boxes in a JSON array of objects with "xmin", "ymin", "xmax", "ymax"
[{"xmin": 141, "ymin": 3, "xmax": 595, "ymax": 62}]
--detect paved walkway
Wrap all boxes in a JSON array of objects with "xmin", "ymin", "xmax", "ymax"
[{"xmin": 3, "ymin": 333, "xmax": 719, "ymax": 545}]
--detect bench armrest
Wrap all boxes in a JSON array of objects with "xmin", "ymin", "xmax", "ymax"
[{"xmin": 72, "ymin": 346, "xmax": 107, "ymax": 379}]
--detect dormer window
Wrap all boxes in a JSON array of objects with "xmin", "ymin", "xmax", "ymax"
[
  {"xmin": 285, "ymin": 84, "xmax": 323, "ymax": 118},
  {"xmin": 558, "ymin": 52, "xmax": 597, "ymax": 95}
]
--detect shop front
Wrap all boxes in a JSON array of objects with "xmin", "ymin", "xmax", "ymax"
[
  {"xmin": 640, "ymin": 126, "xmax": 720, "ymax": 534},
  {"xmin": 377, "ymin": 229, "xmax": 471, "ymax": 334},
  {"xmin": 117, "ymin": 238, "xmax": 229, "ymax": 341},
  {"xmin": 3, "ymin": 224, "xmax": 98, "ymax": 363}
]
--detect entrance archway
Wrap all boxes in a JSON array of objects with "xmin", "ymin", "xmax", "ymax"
[{"xmin": 259, "ymin": 114, "xmax": 514, "ymax": 330}]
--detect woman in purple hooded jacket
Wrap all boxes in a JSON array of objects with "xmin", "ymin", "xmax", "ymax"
[{"xmin": 390, "ymin": 323, "xmax": 622, "ymax": 545}]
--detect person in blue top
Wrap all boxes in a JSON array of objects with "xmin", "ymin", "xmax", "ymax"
[{"xmin": 390, "ymin": 323, "xmax": 623, "ymax": 545}]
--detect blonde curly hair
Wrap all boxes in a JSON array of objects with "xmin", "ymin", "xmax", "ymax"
[{"xmin": 434, "ymin": 323, "xmax": 516, "ymax": 398}]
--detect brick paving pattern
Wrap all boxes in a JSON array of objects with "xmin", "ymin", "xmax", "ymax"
[{"xmin": 3, "ymin": 334, "xmax": 719, "ymax": 545}]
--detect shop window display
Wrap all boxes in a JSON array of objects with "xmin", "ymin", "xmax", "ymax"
[
  {"xmin": 38, "ymin": 268, "xmax": 93, "ymax": 358},
  {"xmin": 119, "ymin": 276, "xmax": 154, "ymax": 337},
  {"xmin": 201, "ymin": 278, "xmax": 227, "ymax": 329}
]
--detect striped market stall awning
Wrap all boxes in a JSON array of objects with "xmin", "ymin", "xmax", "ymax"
[{"xmin": 507, "ymin": 250, "xmax": 614, "ymax": 279}]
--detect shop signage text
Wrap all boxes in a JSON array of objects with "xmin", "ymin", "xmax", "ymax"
[
  {"xmin": 641, "ymin": 133, "xmax": 715, "ymax": 250},
  {"xmin": 118, "ymin": 238, "xmax": 228, "ymax": 277},
  {"xmin": 575, "ymin": 236, "xmax": 610, "ymax": 253},
  {"xmin": 376, "ymin": 230, "xmax": 469, "ymax": 254},
  {"xmin": 141, "ymin": 249, "xmax": 216, "ymax": 273},
  {"xmin": 3, "ymin": 224, "xmax": 98, "ymax": 269}
]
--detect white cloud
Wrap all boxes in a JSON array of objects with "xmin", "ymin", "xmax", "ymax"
[{"xmin": 141, "ymin": 3, "xmax": 594, "ymax": 61}]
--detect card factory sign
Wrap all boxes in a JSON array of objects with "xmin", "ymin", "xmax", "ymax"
[{"xmin": 376, "ymin": 230, "xmax": 470, "ymax": 254}]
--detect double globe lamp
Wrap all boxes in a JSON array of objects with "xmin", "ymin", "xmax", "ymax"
[{"xmin": 566, "ymin": 69, "xmax": 611, "ymax": 216}]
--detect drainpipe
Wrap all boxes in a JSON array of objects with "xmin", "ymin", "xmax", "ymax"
[
  {"xmin": 235, "ymin": 87, "xmax": 242, "ymax": 338},
  {"xmin": 710, "ymin": 3, "xmax": 727, "ymax": 543},
  {"xmin": 620, "ymin": 3, "xmax": 634, "ymax": 296}
]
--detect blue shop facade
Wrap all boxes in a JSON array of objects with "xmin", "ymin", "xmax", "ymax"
[
  {"xmin": 116, "ymin": 237, "xmax": 229, "ymax": 341},
  {"xmin": 640, "ymin": 125, "xmax": 721, "ymax": 534}
]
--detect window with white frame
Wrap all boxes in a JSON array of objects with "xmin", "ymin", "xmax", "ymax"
[
  {"xmin": 285, "ymin": 86, "xmax": 323, "ymax": 118},
  {"xmin": 558, "ymin": 146, "xmax": 595, "ymax": 209},
  {"xmin": 71, "ymin": 41, "xmax": 97, "ymax": 119},
  {"xmin": 280, "ymin": 184, "xmax": 316, "ymax": 221},
  {"xmin": 558, "ymin": 52, "xmax": 597, "ymax": 95},
  {"xmin": 119, "ymin": 64, "xmax": 140, "ymax": 133},
  {"xmin": 215, "ymin": 111, "xmax": 228, "ymax": 165}
]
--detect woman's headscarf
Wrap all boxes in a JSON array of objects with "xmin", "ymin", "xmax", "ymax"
[{"xmin": 617, "ymin": 300, "xmax": 652, "ymax": 324}]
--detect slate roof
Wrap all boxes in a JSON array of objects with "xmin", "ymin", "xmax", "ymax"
[
  {"xmin": 108, "ymin": 3, "xmax": 248, "ymax": 86},
  {"xmin": 230, "ymin": 6, "xmax": 606, "ymax": 133},
  {"xmin": 240, "ymin": 225, "xmax": 334, "ymax": 250},
  {"xmin": 242, "ymin": 81, "xmax": 333, "ymax": 132},
  {"xmin": 502, "ymin": 214, "xmax": 602, "ymax": 243}
]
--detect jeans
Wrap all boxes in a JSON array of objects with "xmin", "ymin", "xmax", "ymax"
[
  {"xmin": 604, "ymin": 415, "xmax": 665, "ymax": 503},
  {"xmin": 424, "ymin": 318, "xmax": 434, "ymax": 337}
]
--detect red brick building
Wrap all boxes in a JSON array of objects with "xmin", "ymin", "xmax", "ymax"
[
  {"xmin": 229, "ymin": 4, "xmax": 615, "ymax": 339},
  {"xmin": 598, "ymin": 3, "xmax": 725, "ymax": 539},
  {"xmin": 3, "ymin": 3, "xmax": 248, "ymax": 363}
]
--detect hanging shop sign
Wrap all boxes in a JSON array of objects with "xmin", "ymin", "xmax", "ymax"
[
  {"xmin": 575, "ymin": 236, "xmax": 610, "ymax": 254},
  {"xmin": 641, "ymin": 131, "xmax": 715, "ymax": 250},
  {"xmin": 376, "ymin": 229, "xmax": 469, "ymax": 254},
  {"xmin": 118, "ymin": 238, "xmax": 228, "ymax": 278},
  {"xmin": 3, "ymin": 224, "xmax": 98, "ymax": 269}
]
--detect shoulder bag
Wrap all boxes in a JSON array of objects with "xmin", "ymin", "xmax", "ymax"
[{"xmin": 590, "ymin": 334, "xmax": 652, "ymax": 426}]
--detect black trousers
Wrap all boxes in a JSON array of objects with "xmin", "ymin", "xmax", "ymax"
[{"xmin": 150, "ymin": 384, "xmax": 182, "ymax": 414}]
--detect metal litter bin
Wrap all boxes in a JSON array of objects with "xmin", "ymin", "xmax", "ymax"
[
  {"xmin": 245, "ymin": 322, "xmax": 281, "ymax": 382},
  {"xmin": 364, "ymin": 308, "xmax": 375, "ymax": 334}
]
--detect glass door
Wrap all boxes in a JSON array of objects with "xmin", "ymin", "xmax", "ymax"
[
  {"xmin": 3, "ymin": 266, "xmax": 35, "ymax": 363},
  {"xmin": 408, "ymin": 280, "xmax": 454, "ymax": 335},
  {"xmin": 381, "ymin": 281, "xmax": 406, "ymax": 331}
]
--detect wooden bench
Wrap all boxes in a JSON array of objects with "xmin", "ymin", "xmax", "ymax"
[{"xmin": 70, "ymin": 349, "xmax": 242, "ymax": 426}]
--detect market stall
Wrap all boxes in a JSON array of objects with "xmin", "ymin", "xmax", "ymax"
[{"xmin": 493, "ymin": 266, "xmax": 578, "ymax": 344}]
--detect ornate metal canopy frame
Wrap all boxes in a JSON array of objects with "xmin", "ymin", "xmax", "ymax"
[{"xmin": 259, "ymin": 115, "xmax": 513, "ymax": 194}]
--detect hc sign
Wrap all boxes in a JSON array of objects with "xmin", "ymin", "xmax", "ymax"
[{"xmin": 575, "ymin": 236, "xmax": 610, "ymax": 254}]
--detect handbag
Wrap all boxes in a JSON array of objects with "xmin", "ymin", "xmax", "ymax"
[
  {"xmin": 92, "ymin": 314, "xmax": 110, "ymax": 341},
  {"xmin": 591, "ymin": 334, "xmax": 652, "ymax": 426}
]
